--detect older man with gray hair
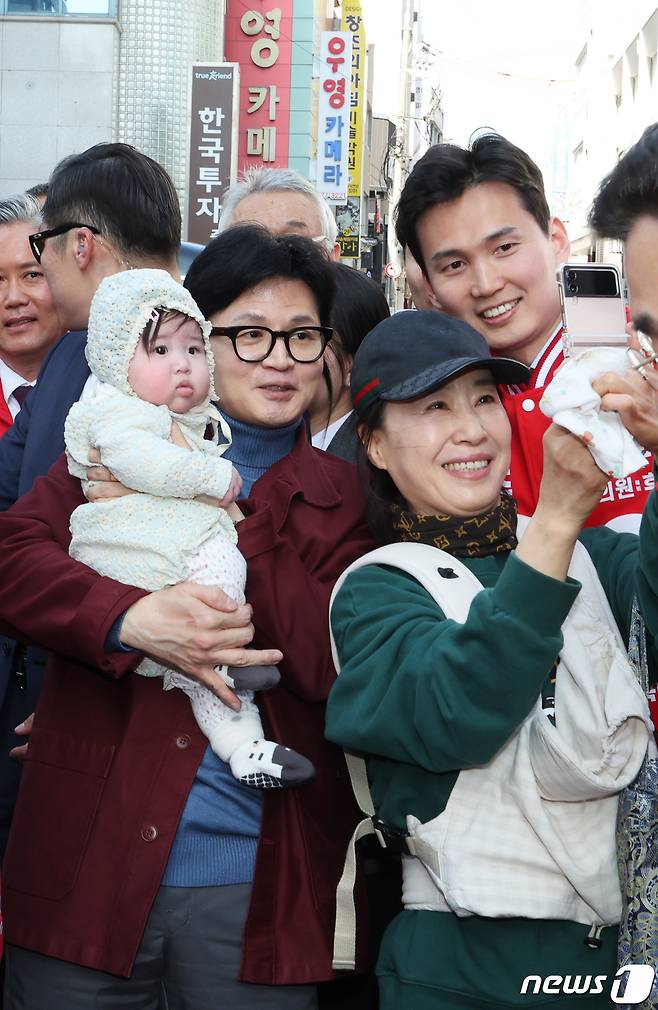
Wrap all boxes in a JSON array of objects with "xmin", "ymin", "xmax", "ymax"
[
  {"xmin": 217, "ymin": 167, "xmax": 340, "ymax": 260},
  {"xmin": 0, "ymin": 193, "xmax": 64, "ymax": 438}
]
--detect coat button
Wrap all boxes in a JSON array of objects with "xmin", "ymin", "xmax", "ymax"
[
  {"xmin": 176, "ymin": 734, "xmax": 191, "ymax": 750},
  {"xmin": 1, "ymin": 642, "xmax": 10, "ymax": 657},
  {"xmin": 141, "ymin": 825, "xmax": 158, "ymax": 842},
  {"xmin": 521, "ymin": 398, "xmax": 535, "ymax": 412}
]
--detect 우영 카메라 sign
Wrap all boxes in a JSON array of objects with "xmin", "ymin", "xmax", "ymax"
[
  {"xmin": 187, "ymin": 64, "xmax": 239, "ymax": 244},
  {"xmin": 316, "ymin": 31, "xmax": 352, "ymax": 202},
  {"xmin": 224, "ymin": 1, "xmax": 293, "ymax": 172}
]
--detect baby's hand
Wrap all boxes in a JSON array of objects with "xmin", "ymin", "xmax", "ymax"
[{"xmin": 217, "ymin": 466, "xmax": 243, "ymax": 508}]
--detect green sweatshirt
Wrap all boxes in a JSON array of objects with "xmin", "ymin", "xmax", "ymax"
[{"xmin": 326, "ymin": 494, "xmax": 658, "ymax": 1009}]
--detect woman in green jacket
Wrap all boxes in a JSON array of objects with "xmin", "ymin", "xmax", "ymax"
[{"xmin": 326, "ymin": 310, "xmax": 658, "ymax": 1009}]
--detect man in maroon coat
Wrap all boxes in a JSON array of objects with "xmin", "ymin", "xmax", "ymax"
[
  {"xmin": 0, "ymin": 172, "xmax": 374, "ymax": 1007},
  {"xmin": 0, "ymin": 150, "xmax": 304, "ymax": 1010}
]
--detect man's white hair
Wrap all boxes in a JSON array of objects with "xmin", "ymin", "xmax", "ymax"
[
  {"xmin": 0, "ymin": 192, "xmax": 41, "ymax": 229},
  {"xmin": 217, "ymin": 167, "xmax": 337, "ymax": 254}
]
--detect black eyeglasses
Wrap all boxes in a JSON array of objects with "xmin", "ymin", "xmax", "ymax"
[
  {"xmin": 210, "ymin": 325, "xmax": 332, "ymax": 363},
  {"xmin": 29, "ymin": 222, "xmax": 100, "ymax": 263}
]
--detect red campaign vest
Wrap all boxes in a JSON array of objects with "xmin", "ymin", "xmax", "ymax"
[
  {"xmin": 649, "ymin": 688, "xmax": 658, "ymax": 738},
  {"xmin": 0, "ymin": 384, "xmax": 12, "ymax": 438},
  {"xmin": 499, "ymin": 329, "xmax": 654, "ymax": 529}
]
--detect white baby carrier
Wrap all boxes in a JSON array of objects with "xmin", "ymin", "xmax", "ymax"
[{"xmin": 328, "ymin": 523, "xmax": 653, "ymax": 970}]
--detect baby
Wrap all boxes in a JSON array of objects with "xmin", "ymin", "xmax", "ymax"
[{"xmin": 65, "ymin": 268, "xmax": 313, "ymax": 789}]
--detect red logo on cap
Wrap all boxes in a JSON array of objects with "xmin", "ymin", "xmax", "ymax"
[{"xmin": 354, "ymin": 377, "xmax": 381, "ymax": 408}]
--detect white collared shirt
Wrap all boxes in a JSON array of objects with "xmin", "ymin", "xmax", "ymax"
[
  {"xmin": 0, "ymin": 358, "xmax": 36, "ymax": 419},
  {"xmin": 311, "ymin": 411, "xmax": 352, "ymax": 451},
  {"xmin": 79, "ymin": 373, "xmax": 102, "ymax": 401}
]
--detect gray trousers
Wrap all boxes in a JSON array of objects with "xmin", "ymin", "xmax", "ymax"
[{"xmin": 4, "ymin": 883, "xmax": 319, "ymax": 1010}]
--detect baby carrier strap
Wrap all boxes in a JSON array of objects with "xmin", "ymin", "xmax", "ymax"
[{"xmin": 329, "ymin": 542, "xmax": 484, "ymax": 970}]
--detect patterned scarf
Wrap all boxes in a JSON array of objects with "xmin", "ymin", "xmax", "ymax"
[{"xmin": 389, "ymin": 493, "xmax": 518, "ymax": 558}]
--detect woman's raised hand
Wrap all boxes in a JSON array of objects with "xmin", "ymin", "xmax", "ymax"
[
  {"xmin": 537, "ymin": 423, "xmax": 610, "ymax": 532},
  {"xmin": 516, "ymin": 424, "xmax": 609, "ymax": 582}
]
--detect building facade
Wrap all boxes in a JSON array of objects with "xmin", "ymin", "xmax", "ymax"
[
  {"xmin": 0, "ymin": 0, "xmax": 226, "ymax": 209},
  {"xmin": 408, "ymin": 1, "xmax": 442, "ymax": 166},
  {"xmin": 0, "ymin": 0, "xmax": 381, "ymax": 270},
  {"xmin": 0, "ymin": 1, "xmax": 118, "ymax": 195},
  {"xmin": 118, "ymin": 0, "xmax": 225, "ymax": 226},
  {"xmin": 363, "ymin": 113, "xmax": 394, "ymax": 282},
  {"xmin": 567, "ymin": 0, "xmax": 658, "ymax": 262}
]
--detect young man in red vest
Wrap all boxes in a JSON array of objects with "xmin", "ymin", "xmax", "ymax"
[
  {"xmin": 0, "ymin": 194, "xmax": 64, "ymax": 437},
  {"xmin": 396, "ymin": 133, "xmax": 652, "ymax": 532}
]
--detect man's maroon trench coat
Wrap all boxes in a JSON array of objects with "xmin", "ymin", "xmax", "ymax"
[{"xmin": 0, "ymin": 429, "xmax": 374, "ymax": 984}]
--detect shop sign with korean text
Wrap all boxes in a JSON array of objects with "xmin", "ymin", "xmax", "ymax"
[
  {"xmin": 316, "ymin": 31, "xmax": 351, "ymax": 202},
  {"xmin": 337, "ymin": 1, "xmax": 365, "ymax": 257},
  {"xmin": 225, "ymin": 1, "xmax": 293, "ymax": 171},
  {"xmin": 341, "ymin": 1, "xmax": 365, "ymax": 199},
  {"xmin": 187, "ymin": 63, "xmax": 239, "ymax": 244}
]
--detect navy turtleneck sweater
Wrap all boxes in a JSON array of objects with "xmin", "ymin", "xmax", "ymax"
[{"xmin": 162, "ymin": 412, "xmax": 300, "ymax": 887}]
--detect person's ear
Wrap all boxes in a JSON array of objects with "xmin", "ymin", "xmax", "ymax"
[
  {"xmin": 422, "ymin": 276, "xmax": 443, "ymax": 311},
  {"xmin": 343, "ymin": 352, "xmax": 353, "ymax": 388},
  {"xmin": 73, "ymin": 227, "xmax": 95, "ymax": 270},
  {"xmin": 549, "ymin": 216, "xmax": 570, "ymax": 265},
  {"xmin": 365, "ymin": 427, "xmax": 389, "ymax": 471}
]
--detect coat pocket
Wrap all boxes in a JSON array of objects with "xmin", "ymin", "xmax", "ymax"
[{"xmin": 4, "ymin": 727, "xmax": 115, "ymax": 900}]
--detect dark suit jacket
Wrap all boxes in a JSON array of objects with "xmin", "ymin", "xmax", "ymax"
[
  {"xmin": 0, "ymin": 330, "xmax": 88, "ymax": 854},
  {"xmin": 326, "ymin": 411, "xmax": 360, "ymax": 465}
]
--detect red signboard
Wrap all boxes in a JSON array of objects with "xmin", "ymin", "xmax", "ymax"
[{"xmin": 224, "ymin": 1, "xmax": 293, "ymax": 171}]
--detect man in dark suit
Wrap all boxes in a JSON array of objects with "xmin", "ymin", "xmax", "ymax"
[
  {"xmin": 0, "ymin": 193, "xmax": 71, "ymax": 856},
  {"xmin": 0, "ymin": 194, "xmax": 65, "ymax": 441},
  {"xmin": 0, "ymin": 143, "xmax": 274, "ymax": 856}
]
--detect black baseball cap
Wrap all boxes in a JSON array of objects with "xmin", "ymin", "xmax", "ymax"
[{"xmin": 351, "ymin": 310, "xmax": 531, "ymax": 416}]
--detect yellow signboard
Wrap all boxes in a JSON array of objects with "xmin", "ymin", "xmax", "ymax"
[{"xmin": 341, "ymin": 1, "xmax": 365, "ymax": 200}]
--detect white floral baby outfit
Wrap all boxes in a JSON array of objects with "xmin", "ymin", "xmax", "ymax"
[{"xmin": 65, "ymin": 270, "xmax": 265, "ymax": 768}]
